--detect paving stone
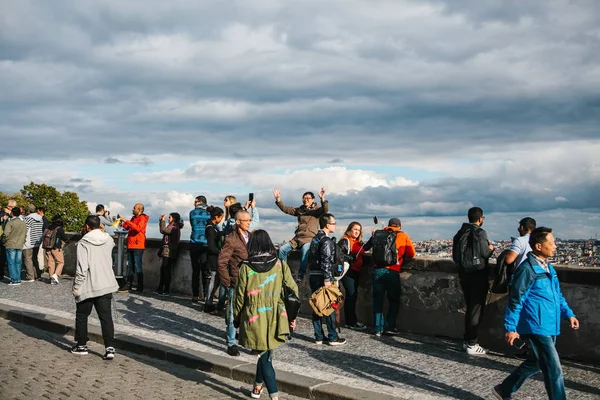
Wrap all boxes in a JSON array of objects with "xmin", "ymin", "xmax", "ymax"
[{"xmin": 1, "ymin": 278, "xmax": 600, "ymax": 399}]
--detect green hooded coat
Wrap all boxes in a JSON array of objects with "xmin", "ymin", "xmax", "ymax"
[{"xmin": 233, "ymin": 256, "xmax": 298, "ymax": 351}]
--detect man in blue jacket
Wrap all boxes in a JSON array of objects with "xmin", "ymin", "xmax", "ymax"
[
  {"xmin": 493, "ymin": 227, "xmax": 579, "ymax": 400},
  {"xmin": 189, "ymin": 195, "xmax": 210, "ymax": 303}
]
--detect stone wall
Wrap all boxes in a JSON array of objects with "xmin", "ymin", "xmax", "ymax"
[{"xmin": 60, "ymin": 235, "xmax": 600, "ymax": 363}]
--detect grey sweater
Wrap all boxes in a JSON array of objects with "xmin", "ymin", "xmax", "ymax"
[{"xmin": 73, "ymin": 229, "xmax": 119, "ymax": 302}]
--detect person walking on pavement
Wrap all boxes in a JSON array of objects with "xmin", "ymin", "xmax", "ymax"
[
  {"xmin": 308, "ymin": 213, "xmax": 346, "ymax": 346},
  {"xmin": 71, "ymin": 215, "xmax": 119, "ymax": 360},
  {"xmin": 452, "ymin": 207, "xmax": 494, "ymax": 355},
  {"xmin": 233, "ymin": 229, "xmax": 298, "ymax": 400},
  {"xmin": 274, "ymin": 187, "xmax": 328, "ymax": 283},
  {"xmin": 2, "ymin": 207, "xmax": 27, "ymax": 285},
  {"xmin": 155, "ymin": 212, "xmax": 183, "ymax": 296},
  {"xmin": 45, "ymin": 215, "xmax": 68, "ymax": 285},
  {"xmin": 118, "ymin": 203, "xmax": 149, "ymax": 292},
  {"xmin": 338, "ymin": 222, "xmax": 367, "ymax": 330},
  {"xmin": 493, "ymin": 227, "xmax": 579, "ymax": 400},
  {"xmin": 217, "ymin": 210, "xmax": 252, "ymax": 356}
]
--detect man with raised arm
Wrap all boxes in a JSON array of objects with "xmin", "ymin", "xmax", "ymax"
[
  {"xmin": 273, "ymin": 187, "xmax": 328, "ymax": 283},
  {"xmin": 493, "ymin": 227, "xmax": 579, "ymax": 400}
]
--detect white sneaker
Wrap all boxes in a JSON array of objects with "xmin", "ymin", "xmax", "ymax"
[
  {"xmin": 51, "ymin": 275, "xmax": 59, "ymax": 285},
  {"xmin": 466, "ymin": 343, "xmax": 488, "ymax": 355}
]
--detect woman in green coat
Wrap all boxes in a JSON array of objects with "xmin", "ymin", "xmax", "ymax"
[{"xmin": 233, "ymin": 229, "xmax": 298, "ymax": 400}]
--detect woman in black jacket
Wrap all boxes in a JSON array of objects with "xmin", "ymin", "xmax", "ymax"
[
  {"xmin": 204, "ymin": 206, "xmax": 225, "ymax": 313},
  {"xmin": 155, "ymin": 212, "xmax": 183, "ymax": 296}
]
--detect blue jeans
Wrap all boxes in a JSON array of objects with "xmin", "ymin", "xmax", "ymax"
[
  {"xmin": 225, "ymin": 286, "xmax": 237, "ymax": 347},
  {"xmin": 498, "ymin": 335, "xmax": 566, "ymax": 400},
  {"xmin": 6, "ymin": 248, "xmax": 22, "ymax": 283},
  {"xmin": 279, "ymin": 242, "xmax": 310, "ymax": 279},
  {"xmin": 372, "ymin": 267, "xmax": 401, "ymax": 334},
  {"xmin": 255, "ymin": 350, "xmax": 279, "ymax": 398},
  {"xmin": 127, "ymin": 249, "xmax": 144, "ymax": 279},
  {"xmin": 309, "ymin": 275, "xmax": 338, "ymax": 342}
]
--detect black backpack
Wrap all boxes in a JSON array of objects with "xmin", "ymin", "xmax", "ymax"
[
  {"xmin": 453, "ymin": 227, "xmax": 486, "ymax": 273},
  {"xmin": 371, "ymin": 230, "xmax": 398, "ymax": 266},
  {"xmin": 308, "ymin": 236, "xmax": 352, "ymax": 278},
  {"xmin": 41, "ymin": 227, "xmax": 59, "ymax": 250},
  {"xmin": 491, "ymin": 249, "xmax": 515, "ymax": 293}
]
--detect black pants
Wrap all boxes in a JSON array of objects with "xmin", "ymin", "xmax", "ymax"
[
  {"xmin": 157, "ymin": 257, "xmax": 173, "ymax": 293},
  {"xmin": 75, "ymin": 293, "xmax": 115, "ymax": 348},
  {"xmin": 459, "ymin": 269, "xmax": 490, "ymax": 345},
  {"xmin": 190, "ymin": 244, "xmax": 209, "ymax": 297},
  {"xmin": 341, "ymin": 269, "xmax": 361, "ymax": 326}
]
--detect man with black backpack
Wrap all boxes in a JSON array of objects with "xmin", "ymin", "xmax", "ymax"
[
  {"xmin": 364, "ymin": 218, "xmax": 415, "ymax": 337},
  {"xmin": 452, "ymin": 207, "xmax": 494, "ymax": 355}
]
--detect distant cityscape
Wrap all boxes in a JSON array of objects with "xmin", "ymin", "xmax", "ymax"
[{"xmin": 414, "ymin": 239, "xmax": 600, "ymax": 267}]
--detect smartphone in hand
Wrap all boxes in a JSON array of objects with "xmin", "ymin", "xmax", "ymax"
[
  {"xmin": 512, "ymin": 337, "xmax": 526, "ymax": 349},
  {"xmin": 249, "ymin": 192, "xmax": 254, "ymax": 202},
  {"xmin": 373, "ymin": 216, "xmax": 378, "ymax": 224}
]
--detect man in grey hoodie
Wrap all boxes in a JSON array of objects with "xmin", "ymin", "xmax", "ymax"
[{"xmin": 71, "ymin": 215, "xmax": 119, "ymax": 360}]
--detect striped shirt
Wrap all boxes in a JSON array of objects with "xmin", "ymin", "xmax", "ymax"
[{"xmin": 24, "ymin": 214, "xmax": 44, "ymax": 249}]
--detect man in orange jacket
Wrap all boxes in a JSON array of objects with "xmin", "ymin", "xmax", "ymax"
[
  {"xmin": 119, "ymin": 203, "xmax": 149, "ymax": 292},
  {"xmin": 364, "ymin": 218, "xmax": 415, "ymax": 336}
]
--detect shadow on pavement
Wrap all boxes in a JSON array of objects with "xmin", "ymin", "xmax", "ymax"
[{"xmin": 8, "ymin": 320, "xmax": 249, "ymax": 400}]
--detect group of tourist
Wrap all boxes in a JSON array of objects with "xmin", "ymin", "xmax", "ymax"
[
  {"xmin": 0, "ymin": 191, "xmax": 580, "ymax": 400},
  {"xmin": 0, "ymin": 200, "xmax": 67, "ymax": 286}
]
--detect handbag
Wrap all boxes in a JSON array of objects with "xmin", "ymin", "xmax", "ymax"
[
  {"xmin": 280, "ymin": 262, "xmax": 301, "ymax": 322},
  {"xmin": 158, "ymin": 244, "xmax": 169, "ymax": 258}
]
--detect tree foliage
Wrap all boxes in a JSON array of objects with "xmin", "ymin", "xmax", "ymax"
[{"xmin": 13, "ymin": 182, "xmax": 90, "ymax": 231}]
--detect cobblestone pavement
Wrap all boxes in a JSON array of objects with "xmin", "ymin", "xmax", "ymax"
[
  {"xmin": 2, "ymin": 278, "xmax": 600, "ymax": 399},
  {"xmin": 0, "ymin": 318, "xmax": 305, "ymax": 400}
]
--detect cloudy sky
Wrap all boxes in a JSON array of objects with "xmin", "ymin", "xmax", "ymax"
[{"xmin": 1, "ymin": 0, "xmax": 599, "ymax": 242}]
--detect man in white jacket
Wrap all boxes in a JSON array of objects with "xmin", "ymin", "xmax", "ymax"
[{"xmin": 71, "ymin": 215, "xmax": 119, "ymax": 360}]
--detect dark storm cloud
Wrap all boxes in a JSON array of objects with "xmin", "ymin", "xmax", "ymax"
[{"xmin": 1, "ymin": 0, "xmax": 599, "ymax": 161}]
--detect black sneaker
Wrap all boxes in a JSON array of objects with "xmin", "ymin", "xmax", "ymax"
[
  {"xmin": 384, "ymin": 328, "xmax": 400, "ymax": 336},
  {"xmin": 315, "ymin": 338, "xmax": 330, "ymax": 345},
  {"xmin": 327, "ymin": 337, "xmax": 347, "ymax": 346},
  {"xmin": 227, "ymin": 345, "xmax": 240, "ymax": 356},
  {"xmin": 492, "ymin": 385, "xmax": 512, "ymax": 399},
  {"xmin": 154, "ymin": 289, "xmax": 163, "ymax": 295},
  {"xmin": 103, "ymin": 347, "xmax": 115, "ymax": 360},
  {"xmin": 345, "ymin": 322, "xmax": 367, "ymax": 331},
  {"xmin": 160, "ymin": 292, "xmax": 170, "ymax": 296},
  {"xmin": 70, "ymin": 345, "xmax": 88, "ymax": 355}
]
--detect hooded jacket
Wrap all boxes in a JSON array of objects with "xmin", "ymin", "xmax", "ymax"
[
  {"xmin": 23, "ymin": 212, "xmax": 44, "ymax": 250},
  {"xmin": 504, "ymin": 252, "xmax": 575, "ymax": 336},
  {"xmin": 73, "ymin": 229, "xmax": 119, "ymax": 303},
  {"xmin": 122, "ymin": 214, "xmax": 149, "ymax": 249},
  {"xmin": 233, "ymin": 255, "xmax": 297, "ymax": 351},
  {"xmin": 2, "ymin": 217, "xmax": 27, "ymax": 249},
  {"xmin": 276, "ymin": 199, "xmax": 329, "ymax": 247}
]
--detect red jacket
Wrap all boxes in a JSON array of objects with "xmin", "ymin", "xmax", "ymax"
[
  {"xmin": 340, "ymin": 235, "xmax": 365, "ymax": 272},
  {"xmin": 122, "ymin": 214, "xmax": 149, "ymax": 249},
  {"xmin": 368, "ymin": 226, "xmax": 416, "ymax": 273}
]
